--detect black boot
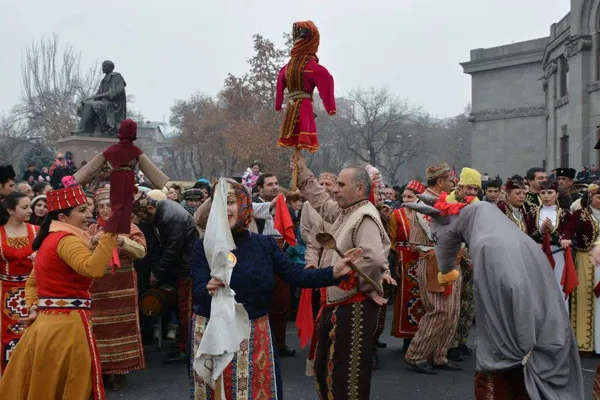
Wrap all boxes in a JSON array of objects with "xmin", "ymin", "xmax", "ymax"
[{"xmin": 447, "ymin": 347, "xmax": 464, "ymax": 362}]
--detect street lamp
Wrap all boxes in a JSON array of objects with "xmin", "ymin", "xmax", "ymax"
[{"xmin": 396, "ymin": 134, "xmax": 413, "ymax": 184}]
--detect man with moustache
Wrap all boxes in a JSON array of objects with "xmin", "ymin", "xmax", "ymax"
[
  {"xmin": 293, "ymin": 156, "xmax": 391, "ymax": 399},
  {"xmin": 405, "ymin": 162, "xmax": 464, "ymax": 374}
]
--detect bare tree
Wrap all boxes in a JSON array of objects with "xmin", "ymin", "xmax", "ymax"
[
  {"xmin": 14, "ymin": 34, "xmax": 99, "ymax": 142},
  {"xmin": 335, "ymin": 86, "xmax": 420, "ymax": 172}
]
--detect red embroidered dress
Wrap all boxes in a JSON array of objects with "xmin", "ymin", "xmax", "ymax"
[
  {"xmin": 0, "ymin": 224, "xmax": 37, "ymax": 376},
  {"xmin": 389, "ymin": 209, "xmax": 423, "ymax": 337}
]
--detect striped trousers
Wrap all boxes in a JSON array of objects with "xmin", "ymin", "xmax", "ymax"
[{"xmin": 405, "ymin": 258, "xmax": 461, "ymax": 365}]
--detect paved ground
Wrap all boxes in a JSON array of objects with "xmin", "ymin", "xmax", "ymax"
[{"xmin": 107, "ymin": 312, "xmax": 598, "ymax": 399}]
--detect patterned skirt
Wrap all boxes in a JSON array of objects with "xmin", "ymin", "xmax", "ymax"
[
  {"xmin": 189, "ymin": 314, "xmax": 279, "ymax": 400},
  {"xmin": 0, "ymin": 276, "xmax": 28, "ymax": 377},
  {"xmin": 315, "ymin": 300, "xmax": 378, "ymax": 400},
  {"xmin": 474, "ymin": 369, "xmax": 530, "ymax": 399},
  {"xmin": 90, "ymin": 266, "xmax": 145, "ymax": 375},
  {"xmin": 391, "ymin": 249, "xmax": 423, "ymax": 338}
]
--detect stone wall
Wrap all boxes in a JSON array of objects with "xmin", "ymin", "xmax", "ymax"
[{"xmin": 462, "ymin": 38, "xmax": 549, "ymax": 177}]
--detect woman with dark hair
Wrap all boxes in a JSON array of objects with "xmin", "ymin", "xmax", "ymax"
[
  {"xmin": 88, "ymin": 188, "xmax": 147, "ymax": 390},
  {"xmin": 388, "ymin": 181, "xmax": 426, "ymax": 349},
  {"xmin": 192, "ymin": 180, "xmax": 212, "ymax": 204},
  {"xmin": 189, "ymin": 179, "xmax": 357, "ymax": 400},
  {"xmin": 0, "ymin": 185, "xmax": 118, "ymax": 400},
  {"xmin": 30, "ymin": 195, "xmax": 48, "ymax": 226},
  {"xmin": 563, "ymin": 182, "xmax": 600, "ymax": 353},
  {"xmin": 32, "ymin": 181, "xmax": 51, "ymax": 197},
  {"xmin": 0, "ymin": 191, "xmax": 38, "ymax": 376}
]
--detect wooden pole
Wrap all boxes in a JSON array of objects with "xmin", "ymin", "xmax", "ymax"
[
  {"xmin": 291, "ymin": 148, "xmax": 300, "ymax": 191},
  {"xmin": 215, "ymin": 375, "xmax": 223, "ymax": 399}
]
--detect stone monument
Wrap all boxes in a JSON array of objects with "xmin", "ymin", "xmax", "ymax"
[{"xmin": 76, "ymin": 60, "xmax": 127, "ymax": 136}]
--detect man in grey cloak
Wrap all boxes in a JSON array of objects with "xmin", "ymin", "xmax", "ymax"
[{"xmin": 407, "ymin": 195, "xmax": 583, "ymax": 399}]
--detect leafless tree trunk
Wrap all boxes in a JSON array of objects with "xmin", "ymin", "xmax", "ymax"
[{"xmin": 15, "ymin": 34, "xmax": 99, "ymax": 142}]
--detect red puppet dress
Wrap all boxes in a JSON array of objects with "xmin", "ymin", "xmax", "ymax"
[{"xmin": 275, "ymin": 21, "xmax": 336, "ymax": 152}]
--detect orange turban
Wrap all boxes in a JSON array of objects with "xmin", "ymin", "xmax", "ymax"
[{"xmin": 290, "ymin": 21, "xmax": 320, "ymax": 57}]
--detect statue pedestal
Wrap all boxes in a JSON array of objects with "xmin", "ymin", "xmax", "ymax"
[{"xmin": 57, "ymin": 135, "xmax": 117, "ymax": 164}]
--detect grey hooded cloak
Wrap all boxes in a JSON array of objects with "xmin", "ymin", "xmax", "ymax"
[{"xmin": 408, "ymin": 200, "xmax": 583, "ymax": 399}]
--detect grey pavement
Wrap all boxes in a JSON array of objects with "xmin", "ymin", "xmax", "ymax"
[{"xmin": 107, "ymin": 312, "xmax": 598, "ymax": 399}]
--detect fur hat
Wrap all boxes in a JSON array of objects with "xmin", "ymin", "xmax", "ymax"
[
  {"xmin": 458, "ymin": 168, "xmax": 482, "ymax": 188},
  {"xmin": 425, "ymin": 163, "xmax": 451, "ymax": 181}
]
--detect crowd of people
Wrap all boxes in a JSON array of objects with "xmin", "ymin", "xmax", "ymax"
[{"xmin": 0, "ymin": 145, "xmax": 596, "ymax": 399}]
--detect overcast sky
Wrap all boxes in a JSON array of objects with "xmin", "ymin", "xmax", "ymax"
[{"xmin": 0, "ymin": 0, "xmax": 568, "ymax": 123}]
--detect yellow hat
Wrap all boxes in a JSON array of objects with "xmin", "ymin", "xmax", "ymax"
[{"xmin": 459, "ymin": 167, "xmax": 481, "ymax": 188}]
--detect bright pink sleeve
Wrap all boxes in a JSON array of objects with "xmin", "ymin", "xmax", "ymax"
[
  {"xmin": 313, "ymin": 63, "xmax": 336, "ymax": 115},
  {"xmin": 275, "ymin": 66, "xmax": 286, "ymax": 111}
]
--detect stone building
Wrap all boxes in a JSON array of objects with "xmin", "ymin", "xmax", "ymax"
[{"xmin": 462, "ymin": 0, "xmax": 600, "ymax": 178}]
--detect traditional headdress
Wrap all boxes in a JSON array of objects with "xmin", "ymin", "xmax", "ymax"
[
  {"xmin": 94, "ymin": 187, "xmax": 111, "ymax": 204},
  {"xmin": 556, "ymin": 168, "xmax": 576, "ymax": 180},
  {"xmin": 291, "ymin": 21, "xmax": 320, "ymax": 57},
  {"xmin": 505, "ymin": 175, "xmax": 526, "ymax": 191},
  {"xmin": 318, "ymin": 172, "xmax": 337, "ymax": 184},
  {"xmin": 46, "ymin": 185, "xmax": 87, "ymax": 212},
  {"xmin": 225, "ymin": 179, "xmax": 253, "ymax": 233},
  {"xmin": 458, "ymin": 167, "xmax": 482, "ymax": 188},
  {"xmin": 0, "ymin": 165, "xmax": 15, "ymax": 183},
  {"xmin": 425, "ymin": 162, "xmax": 451, "ymax": 181},
  {"xmin": 539, "ymin": 179, "xmax": 558, "ymax": 191},
  {"xmin": 406, "ymin": 180, "xmax": 426, "ymax": 194}
]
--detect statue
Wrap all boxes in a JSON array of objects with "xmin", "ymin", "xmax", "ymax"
[{"xmin": 77, "ymin": 60, "xmax": 127, "ymax": 136}]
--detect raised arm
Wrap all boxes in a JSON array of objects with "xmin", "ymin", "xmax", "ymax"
[
  {"xmin": 58, "ymin": 233, "xmax": 118, "ymax": 278},
  {"xmin": 297, "ymin": 167, "xmax": 341, "ymax": 224}
]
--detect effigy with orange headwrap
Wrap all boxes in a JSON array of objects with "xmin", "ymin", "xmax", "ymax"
[
  {"xmin": 72, "ymin": 119, "xmax": 169, "ymax": 234},
  {"xmin": 275, "ymin": 20, "xmax": 336, "ymax": 190}
]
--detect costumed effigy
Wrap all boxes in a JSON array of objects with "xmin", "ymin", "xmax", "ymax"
[
  {"xmin": 275, "ymin": 20, "xmax": 336, "ymax": 189},
  {"xmin": 73, "ymin": 118, "xmax": 169, "ymax": 233},
  {"xmin": 406, "ymin": 194, "xmax": 583, "ymax": 399}
]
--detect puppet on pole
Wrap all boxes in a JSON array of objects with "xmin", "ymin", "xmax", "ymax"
[
  {"xmin": 275, "ymin": 20, "xmax": 336, "ymax": 190},
  {"xmin": 73, "ymin": 118, "xmax": 169, "ymax": 234}
]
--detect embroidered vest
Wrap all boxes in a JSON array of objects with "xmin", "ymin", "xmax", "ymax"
[
  {"xmin": 36, "ymin": 232, "xmax": 94, "ymax": 301},
  {"xmin": 321, "ymin": 201, "xmax": 387, "ymax": 304}
]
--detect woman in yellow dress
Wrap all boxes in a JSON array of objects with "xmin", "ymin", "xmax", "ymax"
[{"xmin": 0, "ymin": 185, "xmax": 118, "ymax": 400}]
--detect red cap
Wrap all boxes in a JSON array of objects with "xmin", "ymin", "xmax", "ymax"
[
  {"xmin": 46, "ymin": 185, "xmax": 88, "ymax": 212},
  {"xmin": 406, "ymin": 180, "xmax": 426, "ymax": 194}
]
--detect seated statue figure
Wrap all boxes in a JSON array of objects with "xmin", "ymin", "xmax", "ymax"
[{"xmin": 77, "ymin": 60, "xmax": 127, "ymax": 136}]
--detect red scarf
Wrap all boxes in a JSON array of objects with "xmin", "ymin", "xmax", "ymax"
[
  {"xmin": 273, "ymin": 194, "xmax": 297, "ymax": 246},
  {"xmin": 97, "ymin": 217, "xmax": 121, "ymax": 274},
  {"xmin": 561, "ymin": 247, "xmax": 578, "ymax": 299}
]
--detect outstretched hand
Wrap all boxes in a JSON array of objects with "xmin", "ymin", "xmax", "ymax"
[
  {"xmin": 382, "ymin": 274, "xmax": 397, "ymax": 287},
  {"xmin": 367, "ymin": 292, "xmax": 388, "ymax": 306},
  {"xmin": 332, "ymin": 248, "xmax": 363, "ymax": 279}
]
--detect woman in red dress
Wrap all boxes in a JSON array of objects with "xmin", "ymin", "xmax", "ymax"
[
  {"xmin": 0, "ymin": 191, "xmax": 38, "ymax": 376},
  {"xmin": 88, "ymin": 188, "xmax": 146, "ymax": 390},
  {"xmin": 388, "ymin": 181, "xmax": 425, "ymax": 349}
]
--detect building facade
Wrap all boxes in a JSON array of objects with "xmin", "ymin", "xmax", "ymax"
[{"xmin": 462, "ymin": 0, "xmax": 600, "ymax": 178}]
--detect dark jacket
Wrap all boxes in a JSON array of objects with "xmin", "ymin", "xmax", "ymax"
[{"xmin": 152, "ymin": 199, "xmax": 199, "ymax": 282}]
